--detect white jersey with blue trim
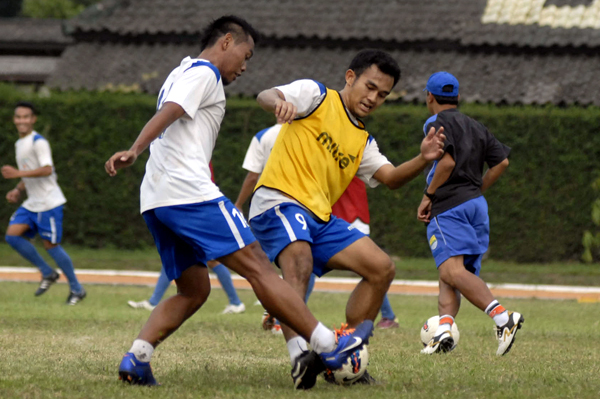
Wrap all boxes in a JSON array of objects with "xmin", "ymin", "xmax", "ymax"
[
  {"xmin": 140, "ymin": 57, "xmax": 225, "ymax": 213},
  {"xmin": 241, "ymin": 124, "xmax": 282, "ymax": 174},
  {"xmin": 15, "ymin": 131, "xmax": 66, "ymax": 212}
]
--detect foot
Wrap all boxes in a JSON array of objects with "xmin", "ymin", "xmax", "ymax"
[
  {"xmin": 272, "ymin": 323, "xmax": 283, "ymax": 335},
  {"xmin": 376, "ymin": 317, "xmax": 399, "ymax": 329},
  {"xmin": 319, "ymin": 320, "xmax": 374, "ymax": 370},
  {"xmin": 496, "ymin": 311, "xmax": 524, "ymax": 356},
  {"xmin": 421, "ymin": 331, "xmax": 455, "ymax": 354},
  {"xmin": 34, "ymin": 270, "xmax": 59, "ymax": 296},
  {"xmin": 118, "ymin": 352, "xmax": 158, "ymax": 386},
  {"xmin": 291, "ymin": 350, "xmax": 325, "ymax": 390},
  {"xmin": 127, "ymin": 300, "xmax": 155, "ymax": 311},
  {"xmin": 221, "ymin": 303, "xmax": 245, "ymax": 314},
  {"xmin": 261, "ymin": 311, "xmax": 275, "ymax": 330},
  {"xmin": 66, "ymin": 289, "xmax": 86, "ymax": 305}
]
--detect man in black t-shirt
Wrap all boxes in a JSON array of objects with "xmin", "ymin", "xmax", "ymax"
[{"xmin": 418, "ymin": 72, "xmax": 524, "ymax": 356}]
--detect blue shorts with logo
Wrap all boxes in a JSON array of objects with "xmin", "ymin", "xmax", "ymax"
[
  {"xmin": 142, "ymin": 197, "xmax": 255, "ymax": 281},
  {"xmin": 426, "ymin": 196, "xmax": 489, "ymax": 276},
  {"xmin": 9, "ymin": 205, "xmax": 64, "ymax": 244},
  {"xmin": 249, "ymin": 203, "xmax": 366, "ymax": 277}
]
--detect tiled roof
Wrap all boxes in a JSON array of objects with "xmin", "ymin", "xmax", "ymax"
[
  {"xmin": 0, "ymin": 18, "xmax": 71, "ymax": 45},
  {"xmin": 47, "ymin": 42, "xmax": 600, "ymax": 106}
]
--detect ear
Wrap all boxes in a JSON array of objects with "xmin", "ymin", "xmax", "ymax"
[
  {"xmin": 345, "ymin": 69, "xmax": 356, "ymax": 86},
  {"xmin": 221, "ymin": 33, "xmax": 234, "ymax": 50},
  {"xmin": 427, "ymin": 92, "xmax": 434, "ymax": 104}
]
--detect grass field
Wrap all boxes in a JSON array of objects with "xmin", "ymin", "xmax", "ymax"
[{"xmin": 1, "ymin": 281, "xmax": 599, "ymax": 398}]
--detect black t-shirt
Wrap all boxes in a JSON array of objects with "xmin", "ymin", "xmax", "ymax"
[{"xmin": 423, "ymin": 108, "xmax": 510, "ymax": 218}]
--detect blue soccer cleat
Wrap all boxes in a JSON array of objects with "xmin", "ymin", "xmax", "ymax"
[
  {"xmin": 118, "ymin": 352, "xmax": 158, "ymax": 386},
  {"xmin": 319, "ymin": 320, "xmax": 374, "ymax": 370}
]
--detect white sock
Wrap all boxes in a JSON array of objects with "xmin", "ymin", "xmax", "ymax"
[
  {"xmin": 287, "ymin": 336, "xmax": 308, "ymax": 366},
  {"xmin": 309, "ymin": 322, "xmax": 336, "ymax": 354},
  {"xmin": 129, "ymin": 339, "xmax": 154, "ymax": 362},
  {"xmin": 493, "ymin": 311, "xmax": 509, "ymax": 326},
  {"xmin": 434, "ymin": 314, "xmax": 454, "ymax": 336}
]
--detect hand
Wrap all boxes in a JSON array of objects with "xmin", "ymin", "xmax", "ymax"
[
  {"xmin": 6, "ymin": 188, "xmax": 21, "ymax": 203},
  {"xmin": 1, "ymin": 165, "xmax": 22, "ymax": 179},
  {"xmin": 105, "ymin": 150, "xmax": 138, "ymax": 176},
  {"xmin": 421, "ymin": 126, "xmax": 445, "ymax": 161},
  {"xmin": 417, "ymin": 195, "xmax": 432, "ymax": 223},
  {"xmin": 274, "ymin": 98, "xmax": 297, "ymax": 124}
]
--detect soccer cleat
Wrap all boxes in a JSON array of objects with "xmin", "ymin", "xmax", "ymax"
[
  {"xmin": 291, "ymin": 350, "xmax": 326, "ymax": 390},
  {"xmin": 421, "ymin": 331, "xmax": 455, "ymax": 354},
  {"xmin": 496, "ymin": 311, "xmax": 524, "ymax": 356},
  {"xmin": 127, "ymin": 300, "xmax": 156, "ymax": 311},
  {"xmin": 221, "ymin": 303, "xmax": 245, "ymax": 314},
  {"xmin": 272, "ymin": 323, "xmax": 283, "ymax": 335},
  {"xmin": 319, "ymin": 320, "xmax": 374, "ymax": 370},
  {"xmin": 34, "ymin": 270, "xmax": 60, "ymax": 296},
  {"xmin": 261, "ymin": 311, "xmax": 276, "ymax": 331},
  {"xmin": 376, "ymin": 317, "xmax": 399, "ymax": 329},
  {"xmin": 352, "ymin": 369, "xmax": 377, "ymax": 385},
  {"xmin": 118, "ymin": 352, "xmax": 158, "ymax": 386},
  {"xmin": 66, "ymin": 289, "xmax": 86, "ymax": 305}
]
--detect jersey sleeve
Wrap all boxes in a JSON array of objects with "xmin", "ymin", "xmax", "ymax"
[
  {"xmin": 32, "ymin": 138, "xmax": 54, "ymax": 168},
  {"xmin": 357, "ymin": 136, "xmax": 392, "ymax": 188},
  {"xmin": 428, "ymin": 118, "xmax": 455, "ymax": 159},
  {"xmin": 484, "ymin": 129, "xmax": 511, "ymax": 168},
  {"xmin": 241, "ymin": 136, "xmax": 265, "ymax": 174},
  {"xmin": 274, "ymin": 79, "xmax": 326, "ymax": 116},
  {"xmin": 163, "ymin": 66, "xmax": 218, "ymax": 119}
]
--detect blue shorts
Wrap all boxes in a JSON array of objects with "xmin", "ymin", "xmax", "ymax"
[
  {"xmin": 427, "ymin": 196, "xmax": 489, "ymax": 276},
  {"xmin": 9, "ymin": 205, "xmax": 64, "ymax": 244},
  {"xmin": 249, "ymin": 203, "xmax": 365, "ymax": 277},
  {"xmin": 142, "ymin": 197, "xmax": 255, "ymax": 281}
]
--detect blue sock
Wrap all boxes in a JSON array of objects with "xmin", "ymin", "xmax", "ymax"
[
  {"xmin": 380, "ymin": 294, "xmax": 395, "ymax": 320},
  {"xmin": 149, "ymin": 267, "xmax": 171, "ymax": 306},
  {"xmin": 5, "ymin": 235, "xmax": 55, "ymax": 277},
  {"xmin": 305, "ymin": 273, "xmax": 316, "ymax": 303},
  {"xmin": 211, "ymin": 263, "xmax": 242, "ymax": 306},
  {"xmin": 46, "ymin": 246, "xmax": 82, "ymax": 293}
]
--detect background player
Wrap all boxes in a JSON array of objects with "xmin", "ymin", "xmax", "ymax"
[
  {"xmin": 3, "ymin": 101, "xmax": 86, "ymax": 305},
  {"xmin": 417, "ymin": 71, "xmax": 523, "ymax": 355}
]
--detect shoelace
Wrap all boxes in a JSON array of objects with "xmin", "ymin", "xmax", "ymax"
[{"xmin": 333, "ymin": 323, "xmax": 356, "ymax": 342}]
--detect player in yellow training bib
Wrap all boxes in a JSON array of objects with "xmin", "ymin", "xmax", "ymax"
[{"xmin": 249, "ymin": 49, "xmax": 446, "ymax": 384}]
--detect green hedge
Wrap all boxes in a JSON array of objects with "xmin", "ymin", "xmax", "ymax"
[{"xmin": 0, "ymin": 84, "xmax": 598, "ymax": 262}]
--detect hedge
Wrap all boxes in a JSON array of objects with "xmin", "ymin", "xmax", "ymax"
[{"xmin": 0, "ymin": 84, "xmax": 598, "ymax": 262}]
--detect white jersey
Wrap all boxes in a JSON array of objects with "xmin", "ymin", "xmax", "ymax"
[
  {"xmin": 15, "ymin": 131, "xmax": 66, "ymax": 212},
  {"xmin": 241, "ymin": 124, "xmax": 282, "ymax": 174},
  {"xmin": 140, "ymin": 57, "xmax": 225, "ymax": 213}
]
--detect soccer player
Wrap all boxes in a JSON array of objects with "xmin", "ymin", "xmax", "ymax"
[
  {"xmin": 235, "ymin": 125, "xmax": 399, "ymax": 333},
  {"xmin": 417, "ymin": 72, "xmax": 523, "ymax": 355},
  {"xmin": 2, "ymin": 101, "xmax": 86, "ymax": 305},
  {"xmin": 105, "ymin": 16, "xmax": 371, "ymax": 389},
  {"xmin": 248, "ymin": 49, "xmax": 445, "ymax": 379}
]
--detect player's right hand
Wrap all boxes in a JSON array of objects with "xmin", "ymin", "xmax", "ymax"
[
  {"xmin": 105, "ymin": 150, "xmax": 137, "ymax": 176},
  {"xmin": 274, "ymin": 99, "xmax": 297, "ymax": 124},
  {"xmin": 6, "ymin": 188, "xmax": 20, "ymax": 203}
]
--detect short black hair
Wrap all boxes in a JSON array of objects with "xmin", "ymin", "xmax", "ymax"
[
  {"xmin": 348, "ymin": 49, "xmax": 401, "ymax": 88},
  {"xmin": 200, "ymin": 15, "xmax": 259, "ymax": 51},
  {"xmin": 431, "ymin": 93, "xmax": 459, "ymax": 105},
  {"xmin": 14, "ymin": 101, "xmax": 37, "ymax": 115}
]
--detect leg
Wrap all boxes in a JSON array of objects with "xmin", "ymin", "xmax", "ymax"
[
  {"xmin": 5, "ymin": 223, "xmax": 55, "ymax": 277},
  {"xmin": 305, "ymin": 273, "xmax": 316, "ymax": 303},
  {"xmin": 43, "ymin": 240, "xmax": 83, "ymax": 294},
  {"xmin": 148, "ymin": 267, "xmax": 172, "ymax": 306},
  {"xmin": 208, "ymin": 259, "xmax": 244, "ymax": 310},
  {"xmin": 376, "ymin": 294, "xmax": 400, "ymax": 329},
  {"xmin": 438, "ymin": 255, "xmax": 493, "ymax": 311},
  {"xmin": 438, "ymin": 277, "xmax": 461, "ymax": 317}
]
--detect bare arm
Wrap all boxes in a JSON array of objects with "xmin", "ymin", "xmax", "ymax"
[
  {"xmin": 256, "ymin": 88, "xmax": 297, "ymax": 124},
  {"xmin": 105, "ymin": 102, "xmax": 185, "ymax": 176},
  {"xmin": 234, "ymin": 171, "xmax": 260, "ymax": 210},
  {"xmin": 1, "ymin": 165, "xmax": 52, "ymax": 179},
  {"xmin": 481, "ymin": 158, "xmax": 509, "ymax": 193}
]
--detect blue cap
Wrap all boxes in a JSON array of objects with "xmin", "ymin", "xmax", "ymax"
[{"xmin": 424, "ymin": 71, "xmax": 459, "ymax": 97}]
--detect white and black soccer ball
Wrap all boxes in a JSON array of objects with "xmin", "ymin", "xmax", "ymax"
[
  {"xmin": 420, "ymin": 315, "xmax": 460, "ymax": 347},
  {"xmin": 323, "ymin": 344, "xmax": 369, "ymax": 385}
]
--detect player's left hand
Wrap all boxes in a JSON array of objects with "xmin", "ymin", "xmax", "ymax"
[
  {"xmin": 417, "ymin": 195, "xmax": 432, "ymax": 223},
  {"xmin": 1, "ymin": 165, "xmax": 22, "ymax": 179},
  {"xmin": 421, "ymin": 126, "xmax": 445, "ymax": 161},
  {"xmin": 105, "ymin": 151, "xmax": 137, "ymax": 176}
]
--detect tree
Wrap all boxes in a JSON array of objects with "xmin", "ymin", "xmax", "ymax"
[
  {"xmin": 21, "ymin": 0, "xmax": 102, "ymax": 19},
  {"xmin": 0, "ymin": 0, "xmax": 23, "ymax": 17}
]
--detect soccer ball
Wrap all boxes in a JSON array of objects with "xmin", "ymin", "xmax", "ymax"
[
  {"xmin": 323, "ymin": 344, "xmax": 369, "ymax": 385},
  {"xmin": 420, "ymin": 315, "xmax": 460, "ymax": 347}
]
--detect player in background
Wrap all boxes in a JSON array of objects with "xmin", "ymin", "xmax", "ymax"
[
  {"xmin": 235, "ymin": 125, "xmax": 399, "ymax": 333},
  {"xmin": 2, "ymin": 101, "xmax": 86, "ymax": 305},
  {"xmin": 105, "ymin": 16, "xmax": 372, "ymax": 389},
  {"xmin": 249, "ymin": 49, "xmax": 445, "ymax": 381},
  {"xmin": 417, "ymin": 72, "xmax": 523, "ymax": 356}
]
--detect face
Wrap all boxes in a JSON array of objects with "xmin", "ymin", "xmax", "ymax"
[
  {"xmin": 220, "ymin": 34, "xmax": 255, "ymax": 86},
  {"xmin": 344, "ymin": 64, "xmax": 395, "ymax": 118},
  {"xmin": 13, "ymin": 106, "xmax": 36, "ymax": 135}
]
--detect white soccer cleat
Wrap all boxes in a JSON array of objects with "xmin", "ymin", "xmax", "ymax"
[
  {"xmin": 127, "ymin": 300, "xmax": 155, "ymax": 311},
  {"xmin": 496, "ymin": 311, "xmax": 524, "ymax": 356},
  {"xmin": 221, "ymin": 303, "xmax": 246, "ymax": 314},
  {"xmin": 421, "ymin": 331, "xmax": 455, "ymax": 354}
]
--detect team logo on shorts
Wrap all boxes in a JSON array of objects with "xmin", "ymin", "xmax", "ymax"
[{"xmin": 429, "ymin": 235, "xmax": 438, "ymax": 250}]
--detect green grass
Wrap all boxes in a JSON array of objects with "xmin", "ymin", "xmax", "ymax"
[
  {"xmin": 1, "ymin": 281, "xmax": 600, "ymax": 398},
  {"xmin": 1, "ymin": 242, "xmax": 600, "ymax": 286}
]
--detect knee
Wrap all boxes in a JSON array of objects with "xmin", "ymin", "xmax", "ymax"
[
  {"xmin": 187, "ymin": 286, "xmax": 211, "ymax": 311},
  {"xmin": 439, "ymin": 265, "xmax": 461, "ymax": 287},
  {"xmin": 5, "ymin": 235, "xmax": 19, "ymax": 247},
  {"xmin": 371, "ymin": 255, "xmax": 395, "ymax": 285}
]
